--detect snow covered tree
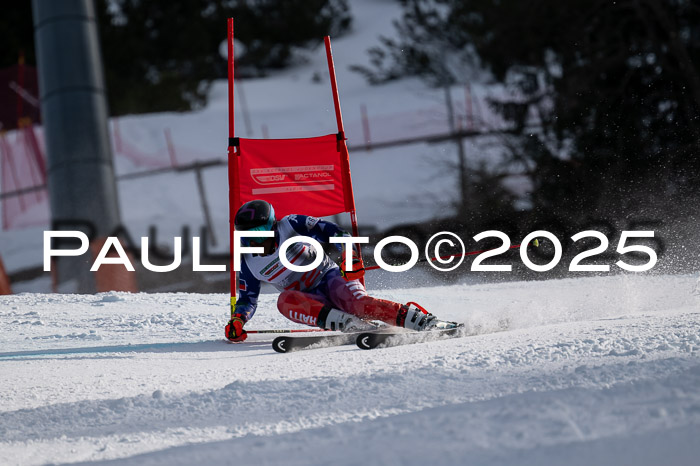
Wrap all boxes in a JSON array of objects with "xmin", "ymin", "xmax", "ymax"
[
  {"xmin": 6, "ymin": 1, "xmax": 352, "ymax": 116},
  {"xmin": 356, "ymin": 0, "xmax": 700, "ymax": 223},
  {"xmin": 96, "ymin": 0, "xmax": 353, "ymax": 115}
]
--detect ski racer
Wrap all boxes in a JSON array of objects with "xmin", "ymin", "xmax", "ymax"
[{"xmin": 225, "ymin": 199, "xmax": 458, "ymax": 342}]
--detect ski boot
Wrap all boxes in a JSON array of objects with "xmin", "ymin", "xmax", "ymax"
[
  {"xmin": 398, "ymin": 302, "xmax": 460, "ymax": 331},
  {"xmin": 317, "ymin": 306, "xmax": 377, "ymax": 333}
]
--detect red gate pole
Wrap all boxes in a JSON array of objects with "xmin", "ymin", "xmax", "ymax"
[
  {"xmin": 17, "ymin": 51, "xmax": 25, "ymax": 127},
  {"xmin": 227, "ymin": 18, "xmax": 238, "ymax": 319},
  {"xmin": 464, "ymin": 83, "xmax": 474, "ymax": 131},
  {"xmin": 0, "ymin": 134, "xmax": 10, "ymax": 229},
  {"xmin": 325, "ymin": 37, "xmax": 345, "ymax": 139},
  {"xmin": 324, "ymin": 36, "xmax": 365, "ymax": 286},
  {"xmin": 360, "ymin": 103, "xmax": 371, "ymax": 150},
  {"xmin": 0, "ymin": 254, "xmax": 11, "ymax": 295},
  {"xmin": 164, "ymin": 127, "xmax": 179, "ymax": 168}
]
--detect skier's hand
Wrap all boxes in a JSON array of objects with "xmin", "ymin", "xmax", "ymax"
[
  {"xmin": 225, "ymin": 315, "xmax": 248, "ymax": 342},
  {"xmin": 332, "ymin": 231, "xmax": 352, "ymax": 253},
  {"xmin": 340, "ymin": 251, "xmax": 365, "ymax": 281}
]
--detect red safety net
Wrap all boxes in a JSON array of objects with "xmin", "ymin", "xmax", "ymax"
[
  {"xmin": 0, "ymin": 127, "xmax": 49, "ymax": 230},
  {"xmin": 231, "ymin": 134, "xmax": 353, "ymax": 218},
  {"xmin": 0, "ymin": 63, "xmax": 41, "ymax": 132}
]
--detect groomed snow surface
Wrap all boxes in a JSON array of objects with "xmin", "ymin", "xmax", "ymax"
[{"xmin": 1, "ymin": 273, "xmax": 700, "ymax": 465}]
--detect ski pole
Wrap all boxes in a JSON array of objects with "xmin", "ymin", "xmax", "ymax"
[{"xmin": 245, "ymin": 328, "xmax": 328, "ymax": 334}]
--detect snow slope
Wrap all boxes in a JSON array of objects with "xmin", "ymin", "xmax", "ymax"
[{"xmin": 1, "ymin": 273, "xmax": 699, "ymax": 465}]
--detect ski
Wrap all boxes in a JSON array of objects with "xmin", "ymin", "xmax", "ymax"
[
  {"xmin": 272, "ymin": 332, "xmax": 358, "ymax": 353},
  {"xmin": 355, "ymin": 326, "xmax": 466, "ymax": 350}
]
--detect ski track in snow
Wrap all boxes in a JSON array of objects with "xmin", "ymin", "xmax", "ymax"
[{"xmin": 1, "ymin": 274, "xmax": 699, "ymax": 465}]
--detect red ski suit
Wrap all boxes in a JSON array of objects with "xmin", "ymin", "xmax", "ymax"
[{"xmin": 278, "ymin": 268, "xmax": 404, "ymax": 327}]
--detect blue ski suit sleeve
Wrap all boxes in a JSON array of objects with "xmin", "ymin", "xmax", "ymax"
[
  {"xmin": 287, "ymin": 215, "xmax": 348, "ymax": 247},
  {"xmin": 234, "ymin": 259, "xmax": 261, "ymax": 322}
]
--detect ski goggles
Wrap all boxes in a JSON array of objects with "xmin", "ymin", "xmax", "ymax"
[
  {"xmin": 239, "ymin": 232, "xmax": 272, "ymax": 247},
  {"xmin": 239, "ymin": 218, "xmax": 276, "ymax": 247}
]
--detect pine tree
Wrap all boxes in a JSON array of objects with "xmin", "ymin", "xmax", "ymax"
[{"xmin": 355, "ymin": 0, "xmax": 700, "ymax": 221}]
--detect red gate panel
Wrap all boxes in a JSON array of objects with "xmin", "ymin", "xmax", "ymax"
[{"xmin": 233, "ymin": 134, "xmax": 352, "ymax": 218}]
